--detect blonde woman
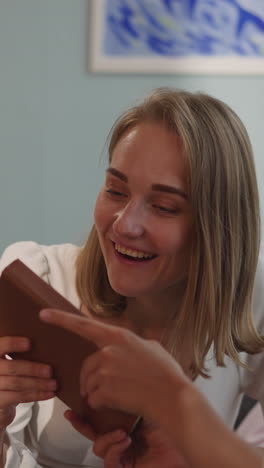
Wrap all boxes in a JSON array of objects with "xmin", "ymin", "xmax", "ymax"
[{"xmin": 0, "ymin": 88, "xmax": 263, "ymax": 467}]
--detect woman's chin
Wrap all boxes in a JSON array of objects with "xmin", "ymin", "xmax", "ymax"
[{"xmin": 109, "ymin": 280, "xmax": 141, "ymax": 298}]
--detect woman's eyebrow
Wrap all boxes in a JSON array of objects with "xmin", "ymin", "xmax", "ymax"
[
  {"xmin": 151, "ymin": 184, "xmax": 188, "ymax": 200},
  {"xmin": 106, "ymin": 167, "xmax": 127, "ymax": 182},
  {"xmin": 106, "ymin": 167, "xmax": 187, "ymax": 200}
]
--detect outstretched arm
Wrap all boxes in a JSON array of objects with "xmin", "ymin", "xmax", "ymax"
[{"xmin": 40, "ymin": 309, "xmax": 263, "ymax": 468}]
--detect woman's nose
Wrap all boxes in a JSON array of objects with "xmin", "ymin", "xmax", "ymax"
[{"xmin": 113, "ymin": 202, "xmax": 145, "ymax": 238}]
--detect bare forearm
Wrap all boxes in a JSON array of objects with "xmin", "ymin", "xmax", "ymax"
[{"xmin": 155, "ymin": 379, "xmax": 263, "ymax": 468}]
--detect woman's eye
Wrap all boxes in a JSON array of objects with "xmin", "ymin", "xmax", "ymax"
[
  {"xmin": 105, "ymin": 189, "xmax": 125, "ymax": 197},
  {"xmin": 153, "ymin": 204, "xmax": 178, "ymax": 214}
]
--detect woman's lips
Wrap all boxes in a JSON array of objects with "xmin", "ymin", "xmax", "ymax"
[
  {"xmin": 113, "ymin": 242, "xmax": 156, "ymax": 260},
  {"xmin": 112, "ymin": 242, "xmax": 157, "ymax": 264}
]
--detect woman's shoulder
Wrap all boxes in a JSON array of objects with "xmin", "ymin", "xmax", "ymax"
[
  {"xmin": 0, "ymin": 241, "xmax": 82, "ymax": 306},
  {"xmin": 0, "ymin": 241, "xmax": 47, "ymax": 276},
  {"xmin": 0, "ymin": 241, "xmax": 80, "ymax": 274}
]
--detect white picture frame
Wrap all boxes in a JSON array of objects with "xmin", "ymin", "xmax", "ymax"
[{"xmin": 90, "ymin": 0, "xmax": 264, "ymax": 75}]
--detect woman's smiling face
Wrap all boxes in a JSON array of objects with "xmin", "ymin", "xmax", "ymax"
[{"xmin": 94, "ymin": 121, "xmax": 193, "ymax": 300}]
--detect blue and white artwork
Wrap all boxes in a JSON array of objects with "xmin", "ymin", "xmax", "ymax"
[{"xmin": 91, "ymin": 0, "xmax": 264, "ymax": 73}]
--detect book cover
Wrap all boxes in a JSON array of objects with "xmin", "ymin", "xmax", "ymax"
[{"xmin": 0, "ymin": 259, "xmax": 139, "ymax": 434}]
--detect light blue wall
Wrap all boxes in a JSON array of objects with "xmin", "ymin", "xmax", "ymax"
[{"xmin": 1, "ymin": 0, "xmax": 264, "ymax": 253}]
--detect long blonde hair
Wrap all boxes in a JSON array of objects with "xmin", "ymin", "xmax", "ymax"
[{"xmin": 76, "ymin": 88, "xmax": 263, "ymax": 377}]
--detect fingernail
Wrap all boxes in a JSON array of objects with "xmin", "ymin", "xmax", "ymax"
[
  {"xmin": 41, "ymin": 366, "xmax": 52, "ymax": 377},
  {"xmin": 20, "ymin": 339, "xmax": 30, "ymax": 349},
  {"xmin": 116, "ymin": 430, "xmax": 126, "ymax": 439},
  {"xmin": 64, "ymin": 410, "xmax": 71, "ymax": 420},
  {"xmin": 39, "ymin": 309, "xmax": 52, "ymax": 319},
  {"xmin": 43, "ymin": 392, "xmax": 56, "ymax": 399},
  {"xmin": 124, "ymin": 436, "xmax": 132, "ymax": 445},
  {"xmin": 47, "ymin": 380, "xmax": 57, "ymax": 390}
]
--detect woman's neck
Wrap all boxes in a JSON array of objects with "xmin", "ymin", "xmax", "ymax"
[
  {"xmin": 82, "ymin": 283, "xmax": 193, "ymax": 377},
  {"xmin": 123, "ymin": 292, "xmax": 194, "ymax": 379},
  {"xmin": 124, "ymin": 284, "xmax": 186, "ymax": 340}
]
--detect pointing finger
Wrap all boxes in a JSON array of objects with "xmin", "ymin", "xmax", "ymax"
[{"xmin": 39, "ymin": 309, "xmax": 119, "ymax": 348}]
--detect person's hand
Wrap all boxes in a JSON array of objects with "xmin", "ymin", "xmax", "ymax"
[
  {"xmin": 64, "ymin": 410, "xmax": 189, "ymax": 468},
  {"xmin": 0, "ymin": 336, "xmax": 56, "ymax": 430},
  {"xmin": 39, "ymin": 309, "xmax": 189, "ymax": 423}
]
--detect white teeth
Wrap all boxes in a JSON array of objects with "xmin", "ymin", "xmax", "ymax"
[{"xmin": 115, "ymin": 243, "xmax": 154, "ymax": 259}]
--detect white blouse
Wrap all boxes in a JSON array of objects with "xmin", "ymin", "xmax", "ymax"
[{"xmin": 1, "ymin": 241, "xmax": 264, "ymax": 467}]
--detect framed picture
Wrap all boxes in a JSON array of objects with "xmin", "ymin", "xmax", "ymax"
[{"xmin": 90, "ymin": 0, "xmax": 264, "ymax": 74}]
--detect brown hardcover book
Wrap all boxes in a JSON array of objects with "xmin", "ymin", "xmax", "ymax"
[{"xmin": 0, "ymin": 259, "xmax": 140, "ymax": 434}]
